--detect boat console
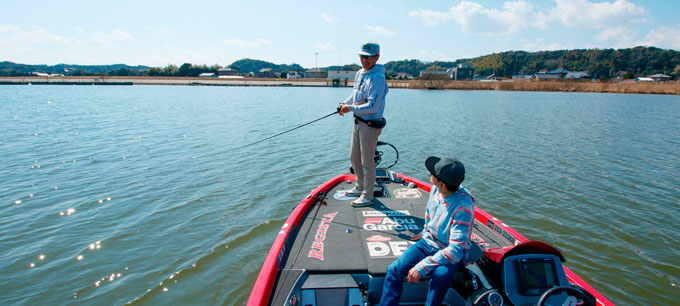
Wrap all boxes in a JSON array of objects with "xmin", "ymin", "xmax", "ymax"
[{"xmin": 501, "ymin": 254, "xmax": 569, "ymax": 306}]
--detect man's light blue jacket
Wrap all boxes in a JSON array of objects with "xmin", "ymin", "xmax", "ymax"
[{"xmin": 343, "ymin": 64, "xmax": 388, "ymax": 120}]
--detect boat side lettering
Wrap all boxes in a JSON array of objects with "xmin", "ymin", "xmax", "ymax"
[
  {"xmin": 307, "ymin": 211, "xmax": 338, "ymax": 261},
  {"xmin": 493, "ymin": 223, "xmax": 516, "ymax": 244}
]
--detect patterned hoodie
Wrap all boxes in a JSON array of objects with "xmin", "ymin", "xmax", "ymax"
[{"xmin": 416, "ymin": 185, "xmax": 475, "ymax": 276}]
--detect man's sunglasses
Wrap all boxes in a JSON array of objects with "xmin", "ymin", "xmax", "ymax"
[{"xmin": 360, "ymin": 55, "xmax": 375, "ymax": 59}]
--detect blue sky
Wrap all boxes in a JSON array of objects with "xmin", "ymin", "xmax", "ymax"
[{"xmin": 1, "ymin": 0, "xmax": 678, "ymax": 68}]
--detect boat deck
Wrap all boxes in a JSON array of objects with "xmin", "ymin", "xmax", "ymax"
[
  {"xmin": 279, "ymin": 179, "xmax": 511, "ymax": 278},
  {"xmin": 254, "ymin": 173, "xmax": 615, "ymax": 306}
]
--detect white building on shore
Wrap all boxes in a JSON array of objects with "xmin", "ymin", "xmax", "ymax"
[{"xmin": 328, "ymin": 70, "xmax": 355, "ymax": 80}]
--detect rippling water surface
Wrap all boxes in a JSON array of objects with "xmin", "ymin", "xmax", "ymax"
[{"xmin": 0, "ymin": 85, "xmax": 678, "ymax": 305}]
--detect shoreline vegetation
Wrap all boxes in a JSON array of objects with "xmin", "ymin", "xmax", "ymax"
[{"xmin": 1, "ymin": 76, "xmax": 678, "ymax": 95}]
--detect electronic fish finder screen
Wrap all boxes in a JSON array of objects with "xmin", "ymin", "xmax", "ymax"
[{"xmin": 517, "ymin": 258, "xmax": 559, "ymax": 296}]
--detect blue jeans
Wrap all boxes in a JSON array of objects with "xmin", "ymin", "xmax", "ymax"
[{"xmin": 379, "ymin": 239, "xmax": 460, "ymax": 306}]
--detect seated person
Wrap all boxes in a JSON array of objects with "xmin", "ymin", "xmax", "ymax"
[{"xmin": 380, "ymin": 156, "xmax": 475, "ymax": 306}]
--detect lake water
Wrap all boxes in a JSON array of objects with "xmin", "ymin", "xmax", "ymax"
[{"xmin": 0, "ymin": 85, "xmax": 678, "ymax": 305}]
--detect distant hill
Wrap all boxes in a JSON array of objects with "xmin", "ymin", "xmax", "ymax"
[
  {"xmin": 0, "ymin": 61, "xmax": 149, "ymax": 76},
  {"xmin": 384, "ymin": 46, "xmax": 680, "ymax": 79},
  {"xmin": 2, "ymin": 46, "xmax": 678, "ymax": 79}
]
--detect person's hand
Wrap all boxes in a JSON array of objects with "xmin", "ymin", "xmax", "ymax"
[
  {"xmin": 411, "ymin": 233, "xmax": 422, "ymax": 241},
  {"xmin": 407, "ymin": 267, "xmax": 423, "ymax": 283},
  {"xmin": 338, "ymin": 104, "xmax": 350, "ymax": 116}
]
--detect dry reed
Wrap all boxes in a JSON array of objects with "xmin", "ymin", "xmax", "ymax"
[{"xmin": 401, "ymin": 80, "xmax": 680, "ymax": 95}]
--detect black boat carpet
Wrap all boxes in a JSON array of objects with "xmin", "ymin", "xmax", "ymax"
[{"xmin": 282, "ymin": 179, "xmax": 510, "ymax": 277}]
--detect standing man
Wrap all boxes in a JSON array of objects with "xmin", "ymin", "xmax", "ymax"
[
  {"xmin": 338, "ymin": 41, "xmax": 389, "ymax": 207},
  {"xmin": 380, "ymin": 157, "xmax": 475, "ymax": 306}
]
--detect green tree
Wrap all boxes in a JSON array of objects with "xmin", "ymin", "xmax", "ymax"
[
  {"xmin": 425, "ymin": 65, "xmax": 446, "ymax": 71},
  {"xmin": 178, "ymin": 63, "xmax": 192, "ymax": 77}
]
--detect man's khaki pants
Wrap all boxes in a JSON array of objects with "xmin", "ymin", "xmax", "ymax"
[{"xmin": 350, "ymin": 121, "xmax": 382, "ymax": 200}]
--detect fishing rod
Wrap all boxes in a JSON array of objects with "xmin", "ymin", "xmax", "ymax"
[{"xmin": 234, "ymin": 107, "xmax": 340, "ymax": 150}]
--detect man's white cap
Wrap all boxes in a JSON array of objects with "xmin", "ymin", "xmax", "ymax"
[{"xmin": 358, "ymin": 41, "xmax": 380, "ymax": 56}]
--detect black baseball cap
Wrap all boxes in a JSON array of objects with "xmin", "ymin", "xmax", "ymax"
[{"xmin": 425, "ymin": 156, "xmax": 465, "ymax": 186}]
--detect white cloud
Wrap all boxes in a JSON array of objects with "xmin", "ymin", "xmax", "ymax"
[
  {"xmin": 314, "ymin": 42, "xmax": 336, "ymax": 51},
  {"xmin": 552, "ymin": 0, "xmax": 648, "ymax": 28},
  {"xmin": 320, "ymin": 13, "xmax": 335, "ymax": 23},
  {"xmin": 639, "ymin": 25, "xmax": 680, "ymax": 50},
  {"xmin": 89, "ymin": 29, "xmax": 134, "ymax": 46},
  {"xmin": 222, "ymin": 37, "xmax": 272, "ymax": 48},
  {"xmin": 0, "ymin": 25, "xmax": 144, "ymax": 64},
  {"xmin": 408, "ymin": 9, "xmax": 450, "ymax": 27},
  {"xmin": 364, "ymin": 25, "xmax": 394, "ymax": 36},
  {"xmin": 596, "ymin": 27, "xmax": 634, "ymax": 41},
  {"xmin": 409, "ymin": 1, "xmax": 548, "ymax": 35},
  {"xmin": 595, "ymin": 26, "xmax": 638, "ymax": 49},
  {"xmin": 0, "ymin": 25, "xmax": 82, "ymax": 46}
]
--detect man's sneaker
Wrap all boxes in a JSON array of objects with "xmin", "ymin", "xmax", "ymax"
[
  {"xmin": 344, "ymin": 187, "xmax": 363, "ymax": 196},
  {"xmin": 351, "ymin": 196, "xmax": 373, "ymax": 207}
]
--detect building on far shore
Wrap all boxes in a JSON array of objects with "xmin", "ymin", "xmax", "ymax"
[
  {"xmin": 256, "ymin": 68, "xmax": 276, "ymax": 78},
  {"xmin": 305, "ymin": 69, "xmax": 327, "ymax": 79},
  {"xmin": 217, "ymin": 67, "xmax": 239, "ymax": 76},
  {"xmin": 534, "ymin": 73, "xmax": 561, "ymax": 81},
  {"xmin": 565, "ymin": 71, "xmax": 590, "ymax": 79},
  {"xmin": 328, "ymin": 70, "xmax": 355, "ymax": 80},
  {"xmin": 199, "ymin": 72, "xmax": 216, "ymax": 77},
  {"xmin": 546, "ymin": 68, "xmax": 569, "ymax": 77},
  {"xmin": 287, "ymin": 70, "xmax": 303, "ymax": 79},
  {"xmin": 649, "ymin": 74, "xmax": 671, "ymax": 82},
  {"xmin": 447, "ymin": 63, "xmax": 474, "ymax": 80}
]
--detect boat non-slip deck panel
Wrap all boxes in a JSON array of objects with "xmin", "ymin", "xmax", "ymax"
[
  {"xmin": 281, "ymin": 180, "xmax": 511, "ymax": 277},
  {"xmin": 269, "ymin": 269, "xmax": 304, "ymax": 306}
]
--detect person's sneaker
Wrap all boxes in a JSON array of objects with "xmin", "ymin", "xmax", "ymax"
[
  {"xmin": 344, "ymin": 187, "xmax": 363, "ymax": 196},
  {"xmin": 351, "ymin": 196, "xmax": 373, "ymax": 207}
]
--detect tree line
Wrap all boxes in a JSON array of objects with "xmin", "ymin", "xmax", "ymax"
[
  {"xmin": 2, "ymin": 46, "xmax": 679, "ymax": 80},
  {"xmin": 385, "ymin": 47, "xmax": 680, "ymax": 80}
]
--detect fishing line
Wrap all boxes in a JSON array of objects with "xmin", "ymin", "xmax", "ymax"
[{"xmin": 234, "ymin": 108, "xmax": 339, "ymax": 150}]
